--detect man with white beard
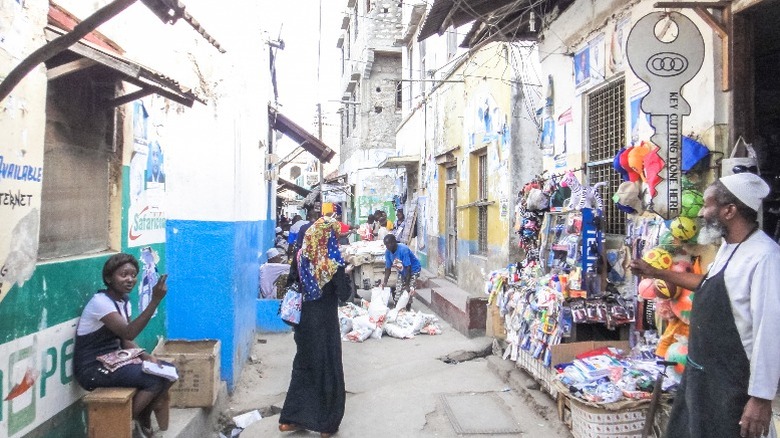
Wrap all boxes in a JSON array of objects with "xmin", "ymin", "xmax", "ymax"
[{"xmin": 631, "ymin": 172, "xmax": 780, "ymax": 438}]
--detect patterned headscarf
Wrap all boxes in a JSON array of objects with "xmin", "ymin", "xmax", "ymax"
[{"xmin": 297, "ymin": 216, "xmax": 345, "ymax": 301}]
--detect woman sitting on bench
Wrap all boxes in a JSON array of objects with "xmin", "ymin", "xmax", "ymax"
[{"xmin": 74, "ymin": 253, "xmax": 173, "ymax": 437}]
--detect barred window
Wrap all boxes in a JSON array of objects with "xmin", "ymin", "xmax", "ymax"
[
  {"xmin": 478, "ymin": 153, "xmax": 488, "ymax": 255},
  {"xmin": 586, "ymin": 79, "xmax": 626, "ymax": 235},
  {"xmin": 395, "ymin": 81, "xmax": 402, "ymax": 112}
]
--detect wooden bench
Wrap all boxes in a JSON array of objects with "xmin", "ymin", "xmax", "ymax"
[{"xmin": 83, "ymin": 387, "xmax": 136, "ymax": 438}]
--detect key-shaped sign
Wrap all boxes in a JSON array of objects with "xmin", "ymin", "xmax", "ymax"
[{"xmin": 626, "ymin": 12, "xmax": 705, "ymax": 219}]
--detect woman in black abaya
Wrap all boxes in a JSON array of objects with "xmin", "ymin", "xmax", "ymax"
[{"xmin": 279, "ymin": 216, "xmax": 349, "ymax": 437}]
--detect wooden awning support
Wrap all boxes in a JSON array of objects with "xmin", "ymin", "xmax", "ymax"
[
  {"xmin": 0, "ymin": 0, "xmax": 138, "ymax": 103},
  {"xmin": 655, "ymin": 1, "xmax": 732, "ymax": 91}
]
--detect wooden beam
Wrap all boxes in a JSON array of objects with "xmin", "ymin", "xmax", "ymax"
[
  {"xmin": 107, "ymin": 88, "xmax": 154, "ymax": 107},
  {"xmin": 693, "ymin": 7, "xmax": 727, "ymax": 38},
  {"xmin": 0, "ymin": 0, "xmax": 138, "ymax": 103},
  {"xmin": 46, "ymin": 28, "xmax": 141, "ymax": 78},
  {"xmin": 47, "ymin": 58, "xmax": 98, "ymax": 80},
  {"xmin": 655, "ymin": 1, "xmax": 730, "ymax": 7},
  {"xmin": 122, "ymin": 76, "xmax": 194, "ymax": 107},
  {"xmin": 654, "ymin": 1, "xmax": 732, "ymax": 91},
  {"xmin": 722, "ymin": 5, "xmax": 732, "ymax": 91}
]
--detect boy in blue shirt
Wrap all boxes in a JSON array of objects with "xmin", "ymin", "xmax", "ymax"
[{"xmin": 381, "ymin": 234, "xmax": 421, "ymax": 310}]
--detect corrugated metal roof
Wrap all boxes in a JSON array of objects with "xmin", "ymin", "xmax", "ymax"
[
  {"xmin": 418, "ymin": 0, "xmax": 516, "ymax": 42},
  {"xmin": 278, "ymin": 178, "xmax": 311, "ymax": 197},
  {"xmin": 45, "ymin": 25, "xmax": 204, "ymax": 106},
  {"xmin": 417, "ymin": 0, "xmax": 455, "ymax": 41},
  {"xmin": 419, "ymin": 0, "xmax": 576, "ymax": 45},
  {"xmin": 269, "ymin": 106, "xmax": 337, "ymax": 163},
  {"xmin": 139, "ymin": 0, "xmax": 225, "ymax": 53}
]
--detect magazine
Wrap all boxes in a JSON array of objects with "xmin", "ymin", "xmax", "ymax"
[{"xmin": 141, "ymin": 360, "xmax": 179, "ymax": 382}]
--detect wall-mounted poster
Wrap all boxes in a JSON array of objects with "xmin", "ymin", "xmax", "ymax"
[
  {"xmin": 574, "ymin": 46, "xmax": 590, "ymax": 89},
  {"xmin": 542, "ymin": 117, "xmax": 555, "ymax": 156},
  {"xmin": 556, "ymin": 107, "xmax": 573, "ymax": 160},
  {"xmin": 629, "ymin": 85, "xmax": 654, "ymax": 145},
  {"xmin": 609, "ymin": 17, "xmax": 631, "ymax": 74},
  {"xmin": 589, "ymin": 34, "xmax": 606, "ymax": 83},
  {"xmin": 128, "ymin": 101, "xmax": 166, "ymax": 247}
]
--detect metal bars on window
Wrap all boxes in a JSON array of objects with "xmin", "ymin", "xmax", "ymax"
[
  {"xmin": 478, "ymin": 154, "xmax": 488, "ymax": 255},
  {"xmin": 586, "ymin": 80, "xmax": 626, "ymax": 235}
]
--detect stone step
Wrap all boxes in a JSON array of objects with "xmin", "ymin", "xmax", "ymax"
[
  {"xmin": 161, "ymin": 381, "xmax": 227, "ymax": 438},
  {"xmin": 415, "ymin": 273, "xmax": 487, "ymax": 338}
]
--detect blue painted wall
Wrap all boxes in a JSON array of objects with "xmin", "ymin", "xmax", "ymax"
[{"xmin": 166, "ymin": 219, "xmax": 272, "ymax": 389}]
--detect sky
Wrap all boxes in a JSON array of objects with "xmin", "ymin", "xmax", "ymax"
[{"xmin": 264, "ymin": 1, "xmax": 344, "ymax": 152}]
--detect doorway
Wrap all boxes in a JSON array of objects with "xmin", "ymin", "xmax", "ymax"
[
  {"xmin": 445, "ymin": 166, "xmax": 458, "ymax": 279},
  {"xmin": 734, "ymin": 0, "xmax": 780, "ymax": 239}
]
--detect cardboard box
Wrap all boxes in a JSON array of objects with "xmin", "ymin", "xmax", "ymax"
[
  {"xmin": 485, "ymin": 302, "xmax": 506, "ymax": 340},
  {"xmin": 153, "ymin": 340, "xmax": 221, "ymax": 407},
  {"xmin": 550, "ymin": 340, "xmax": 631, "ymax": 369}
]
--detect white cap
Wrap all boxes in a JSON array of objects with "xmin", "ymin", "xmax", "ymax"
[
  {"xmin": 720, "ymin": 173, "xmax": 770, "ymax": 211},
  {"xmin": 275, "ymin": 227, "xmax": 282, "ymax": 233},
  {"xmin": 266, "ymin": 248, "xmax": 281, "ymax": 259}
]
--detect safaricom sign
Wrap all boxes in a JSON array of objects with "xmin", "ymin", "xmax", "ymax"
[
  {"xmin": 0, "ymin": 319, "xmax": 84, "ymax": 437},
  {"xmin": 128, "ymin": 205, "xmax": 166, "ymax": 247}
]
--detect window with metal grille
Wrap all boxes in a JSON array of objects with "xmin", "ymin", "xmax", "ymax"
[
  {"xmin": 478, "ymin": 153, "xmax": 488, "ymax": 255},
  {"xmin": 419, "ymin": 40, "xmax": 426, "ymax": 94},
  {"xmin": 586, "ymin": 79, "xmax": 626, "ymax": 235},
  {"xmin": 395, "ymin": 81, "xmax": 402, "ymax": 112},
  {"xmin": 446, "ymin": 28, "xmax": 457, "ymax": 60}
]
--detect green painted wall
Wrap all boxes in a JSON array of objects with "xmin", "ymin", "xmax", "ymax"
[{"xmin": 0, "ymin": 166, "xmax": 167, "ymax": 437}]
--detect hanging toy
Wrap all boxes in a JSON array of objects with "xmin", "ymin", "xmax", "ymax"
[
  {"xmin": 560, "ymin": 171, "xmax": 606, "ymax": 211},
  {"xmin": 654, "ymin": 279, "xmax": 680, "ymax": 300},
  {"xmin": 642, "ymin": 247, "xmax": 673, "ymax": 270},
  {"xmin": 670, "ymin": 217, "xmax": 698, "ymax": 241},
  {"xmin": 643, "ymin": 143, "xmax": 666, "ymax": 197},
  {"xmin": 658, "ymin": 231, "xmax": 682, "ymax": 253},
  {"xmin": 620, "ymin": 146, "xmax": 641, "ymax": 182},
  {"xmin": 638, "ymin": 278, "xmax": 659, "ymax": 300},
  {"xmin": 680, "ymin": 190, "xmax": 704, "ymax": 218},
  {"xmin": 627, "ymin": 142, "xmax": 652, "ymax": 182},
  {"xmin": 666, "ymin": 340, "xmax": 689, "ymax": 376}
]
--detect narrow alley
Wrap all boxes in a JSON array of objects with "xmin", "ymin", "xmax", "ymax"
[
  {"xmin": 3, "ymin": 1, "xmax": 780, "ymax": 438},
  {"xmin": 225, "ymin": 300, "xmax": 571, "ymax": 438}
]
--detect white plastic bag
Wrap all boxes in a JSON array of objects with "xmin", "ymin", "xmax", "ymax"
[
  {"xmin": 345, "ymin": 327, "xmax": 373, "ymax": 342},
  {"xmin": 384, "ymin": 323, "xmax": 415, "ymax": 339},
  {"xmin": 339, "ymin": 316, "xmax": 353, "ymax": 338},
  {"xmin": 395, "ymin": 291, "xmax": 410, "ymax": 311}
]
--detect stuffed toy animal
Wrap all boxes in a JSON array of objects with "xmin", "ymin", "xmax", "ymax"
[{"xmin": 560, "ymin": 171, "xmax": 606, "ymax": 211}]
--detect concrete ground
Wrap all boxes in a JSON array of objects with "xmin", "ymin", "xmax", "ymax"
[{"xmin": 223, "ymin": 302, "xmax": 572, "ymax": 438}]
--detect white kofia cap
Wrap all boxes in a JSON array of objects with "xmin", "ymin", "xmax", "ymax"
[
  {"xmin": 266, "ymin": 248, "xmax": 281, "ymax": 259},
  {"xmin": 275, "ymin": 227, "xmax": 282, "ymax": 233},
  {"xmin": 719, "ymin": 172, "xmax": 770, "ymax": 211}
]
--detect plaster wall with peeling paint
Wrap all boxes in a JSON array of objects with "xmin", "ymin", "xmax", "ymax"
[
  {"xmin": 537, "ymin": 0, "xmax": 727, "ymax": 178},
  {"xmin": 397, "ymin": 34, "xmax": 544, "ymax": 295},
  {"xmin": 0, "ymin": 1, "xmax": 275, "ymax": 436}
]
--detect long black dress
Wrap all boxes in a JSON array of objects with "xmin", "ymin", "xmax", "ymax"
[{"xmin": 279, "ymin": 262, "xmax": 348, "ymax": 434}]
